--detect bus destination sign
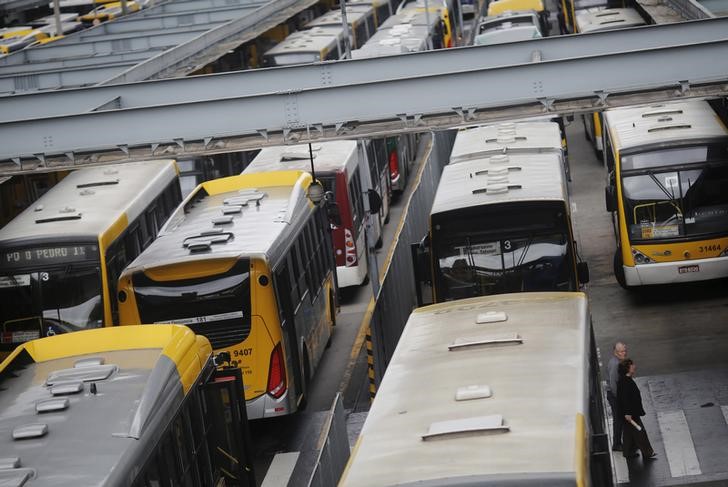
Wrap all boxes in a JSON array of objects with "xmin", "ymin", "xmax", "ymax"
[{"xmin": 2, "ymin": 245, "xmax": 98, "ymax": 268}]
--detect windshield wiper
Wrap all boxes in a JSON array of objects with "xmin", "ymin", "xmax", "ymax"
[{"xmin": 646, "ymin": 170, "xmax": 679, "ymax": 203}]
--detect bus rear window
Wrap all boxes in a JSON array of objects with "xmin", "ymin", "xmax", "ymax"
[{"xmin": 132, "ymin": 259, "xmax": 251, "ymax": 349}]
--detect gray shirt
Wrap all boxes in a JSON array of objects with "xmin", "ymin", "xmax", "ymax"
[{"xmin": 607, "ymin": 354, "xmax": 619, "ymax": 395}]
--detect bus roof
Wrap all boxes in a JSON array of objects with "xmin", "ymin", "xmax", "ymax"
[
  {"xmin": 487, "ymin": 0, "xmax": 544, "ymax": 15},
  {"xmin": 431, "ymin": 151, "xmax": 567, "ymax": 216},
  {"xmin": 450, "ymin": 122, "xmax": 562, "ymax": 163},
  {"xmin": 305, "ymin": 7, "xmax": 372, "ymax": 28},
  {"xmin": 0, "ymin": 325, "xmax": 211, "ymax": 487},
  {"xmin": 603, "ymin": 100, "xmax": 728, "ymax": 153},
  {"xmin": 0, "ymin": 160, "xmax": 177, "ymax": 247},
  {"xmin": 575, "ymin": 7, "xmax": 645, "ymax": 33},
  {"xmin": 339, "ymin": 292, "xmax": 589, "ymax": 487},
  {"xmin": 264, "ymin": 26, "xmax": 343, "ymax": 57},
  {"xmin": 379, "ymin": 7, "xmax": 440, "ymax": 29},
  {"xmin": 243, "ymin": 140, "xmax": 360, "ymax": 177},
  {"xmin": 122, "ymin": 171, "xmax": 314, "ymax": 272}
]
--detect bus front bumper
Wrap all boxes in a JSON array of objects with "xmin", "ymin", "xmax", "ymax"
[{"xmin": 624, "ymin": 256, "xmax": 728, "ymax": 286}]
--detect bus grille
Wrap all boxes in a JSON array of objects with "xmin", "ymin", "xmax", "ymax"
[{"xmin": 185, "ymin": 320, "xmax": 251, "ymax": 350}]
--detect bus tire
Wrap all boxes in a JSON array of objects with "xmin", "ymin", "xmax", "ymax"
[{"xmin": 613, "ymin": 249, "xmax": 629, "ymax": 290}]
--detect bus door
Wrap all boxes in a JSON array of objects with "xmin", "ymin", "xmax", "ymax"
[
  {"xmin": 410, "ymin": 234, "xmax": 434, "ymax": 307},
  {"xmin": 203, "ymin": 366, "xmax": 256, "ymax": 486}
]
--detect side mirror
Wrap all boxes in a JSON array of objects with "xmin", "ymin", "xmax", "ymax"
[
  {"xmin": 410, "ymin": 234, "xmax": 433, "ymax": 307},
  {"xmin": 577, "ymin": 261, "xmax": 590, "ymax": 284},
  {"xmin": 605, "ymin": 185, "xmax": 617, "ymax": 213},
  {"xmin": 326, "ymin": 201, "xmax": 342, "ymax": 227},
  {"xmin": 368, "ymin": 189, "xmax": 382, "ymax": 214}
]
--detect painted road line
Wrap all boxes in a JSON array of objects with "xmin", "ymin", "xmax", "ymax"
[
  {"xmin": 261, "ymin": 452, "xmax": 300, "ymax": 487},
  {"xmin": 608, "ymin": 417, "xmax": 631, "ymax": 485},
  {"xmin": 657, "ymin": 410, "xmax": 701, "ymax": 477}
]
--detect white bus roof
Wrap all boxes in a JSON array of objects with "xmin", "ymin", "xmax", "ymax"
[
  {"xmin": 0, "ymin": 160, "xmax": 177, "ymax": 244},
  {"xmin": 340, "ymin": 292, "xmax": 590, "ymax": 487},
  {"xmin": 431, "ymin": 151, "xmax": 567, "ymax": 216},
  {"xmin": 449, "ymin": 122, "xmax": 562, "ymax": 164},
  {"xmin": 575, "ymin": 8, "xmax": 645, "ymax": 33},
  {"xmin": 353, "ymin": 22, "xmax": 430, "ymax": 56},
  {"xmin": 603, "ymin": 100, "xmax": 728, "ymax": 153},
  {"xmin": 243, "ymin": 140, "xmax": 360, "ymax": 178}
]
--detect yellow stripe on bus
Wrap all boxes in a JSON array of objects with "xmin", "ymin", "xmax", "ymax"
[
  {"xmin": 201, "ymin": 170, "xmax": 312, "ymax": 195},
  {"xmin": 575, "ymin": 412, "xmax": 588, "ymax": 487}
]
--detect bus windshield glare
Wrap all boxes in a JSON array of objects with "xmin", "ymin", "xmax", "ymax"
[
  {"xmin": 621, "ymin": 144, "xmax": 728, "ymax": 242},
  {"xmin": 132, "ymin": 259, "xmax": 251, "ymax": 350},
  {"xmin": 0, "ymin": 264, "xmax": 103, "ymax": 345},
  {"xmin": 432, "ymin": 204, "xmax": 577, "ymax": 300}
]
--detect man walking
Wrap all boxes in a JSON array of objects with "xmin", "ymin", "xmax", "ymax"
[{"xmin": 607, "ymin": 341, "xmax": 627, "ymax": 450}]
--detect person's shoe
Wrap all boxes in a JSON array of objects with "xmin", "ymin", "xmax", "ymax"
[
  {"xmin": 612, "ymin": 444, "xmax": 623, "ymax": 452},
  {"xmin": 645, "ymin": 453, "xmax": 658, "ymax": 461}
]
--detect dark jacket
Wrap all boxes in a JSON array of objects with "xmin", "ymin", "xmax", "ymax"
[{"xmin": 617, "ymin": 375, "xmax": 646, "ymax": 417}]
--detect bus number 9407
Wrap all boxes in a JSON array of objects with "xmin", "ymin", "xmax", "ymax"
[{"xmin": 233, "ymin": 348, "xmax": 253, "ymax": 357}]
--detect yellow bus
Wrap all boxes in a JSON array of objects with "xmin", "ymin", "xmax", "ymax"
[
  {"xmin": 603, "ymin": 100, "xmax": 728, "ymax": 288},
  {"xmin": 117, "ymin": 170, "xmax": 337, "ymax": 419},
  {"xmin": 486, "ymin": 0, "xmax": 550, "ymax": 36},
  {"xmin": 0, "ymin": 160, "xmax": 181, "ymax": 353},
  {"xmin": 398, "ymin": 0, "xmax": 455, "ymax": 48},
  {"xmin": 339, "ymin": 292, "xmax": 613, "ymax": 487},
  {"xmin": 412, "ymin": 126, "xmax": 589, "ymax": 305},
  {"xmin": 0, "ymin": 325, "xmax": 255, "ymax": 486}
]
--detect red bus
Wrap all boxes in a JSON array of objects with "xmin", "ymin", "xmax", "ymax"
[{"xmin": 244, "ymin": 141, "xmax": 381, "ymax": 288}]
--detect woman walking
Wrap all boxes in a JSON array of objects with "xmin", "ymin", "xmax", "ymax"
[{"xmin": 617, "ymin": 358, "xmax": 657, "ymax": 460}]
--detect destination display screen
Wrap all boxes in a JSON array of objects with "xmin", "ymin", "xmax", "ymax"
[{"xmin": 1, "ymin": 245, "xmax": 98, "ymax": 269}]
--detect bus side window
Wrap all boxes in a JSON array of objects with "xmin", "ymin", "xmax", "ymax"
[
  {"xmin": 301, "ymin": 224, "xmax": 316, "ymax": 300},
  {"xmin": 293, "ymin": 238, "xmax": 309, "ymax": 303},
  {"xmin": 604, "ymin": 128, "xmax": 615, "ymax": 172},
  {"xmin": 125, "ymin": 224, "xmax": 143, "ymax": 260},
  {"xmin": 350, "ymin": 171, "xmax": 364, "ymax": 231},
  {"xmin": 286, "ymin": 252, "xmax": 301, "ymax": 307},
  {"xmin": 145, "ymin": 207, "xmax": 158, "ymax": 245}
]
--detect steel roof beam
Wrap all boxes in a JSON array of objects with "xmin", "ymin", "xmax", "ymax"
[
  {"xmin": 0, "ymin": 64, "xmax": 134, "ymax": 94},
  {"xmin": 0, "ymin": 50, "xmax": 161, "ymax": 75},
  {"xmin": 101, "ymin": 0, "xmax": 319, "ymax": 84},
  {"xmin": 150, "ymin": 0, "xmax": 267, "ymax": 14},
  {"xmin": 0, "ymin": 28, "xmax": 208, "ymax": 65},
  {"xmin": 1, "ymin": 17, "xmax": 726, "ymax": 120},
  {"xmin": 71, "ymin": 8, "xmax": 253, "ymax": 38},
  {"xmin": 0, "ymin": 36, "xmax": 727, "ymax": 173}
]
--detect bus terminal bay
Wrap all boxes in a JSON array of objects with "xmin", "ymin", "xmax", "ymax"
[{"xmin": 1, "ymin": 0, "xmax": 728, "ymax": 484}]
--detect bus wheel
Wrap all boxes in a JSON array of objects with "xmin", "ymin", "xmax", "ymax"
[{"xmin": 613, "ymin": 249, "xmax": 629, "ymax": 290}]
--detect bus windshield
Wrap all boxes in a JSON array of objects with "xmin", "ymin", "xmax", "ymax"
[
  {"xmin": 432, "ymin": 204, "xmax": 577, "ymax": 300},
  {"xmin": 0, "ymin": 265, "xmax": 103, "ymax": 347},
  {"xmin": 621, "ymin": 146, "xmax": 728, "ymax": 242},
  {"xmin": 132, "ymin": 259, "xmax": 251, "ymax": 350},
  {"xmin": 622, "ymin": 165, "xmax": 728, "ymax": 241}
]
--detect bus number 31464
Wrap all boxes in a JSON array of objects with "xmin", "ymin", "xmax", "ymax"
[{"xmin": 699, "ymin": 244, "xmax": 721, "ymax": 253}]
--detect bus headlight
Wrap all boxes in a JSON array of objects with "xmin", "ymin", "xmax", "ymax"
[{"xmin": 632, "ymin": 249, "xmax": 655, "ymax": 265}]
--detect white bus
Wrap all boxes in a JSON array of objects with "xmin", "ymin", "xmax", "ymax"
[
  {"xmin": 339, "ymin": 292, "xmax": 613, "ymax": 487},
  {"xmin": 603, "ymin": 100, "xmax": 728, "ymax": 287}
]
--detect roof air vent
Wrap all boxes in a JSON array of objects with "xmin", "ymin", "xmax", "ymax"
[
  {"xmin": 50, "ymin": 381, "xmax": 83, "ymax": 396},
  {"xmin": 422, "ymin": 414, "xmax": 509, "ymax": 440},
  {"xmin": 449, "ymin": 333, "xmax": 523, "ymax": 351},
  {"xmin": 59, "ymin": 206, "xmax": 76, "ymax": 214},
  {"xmin": 0, "ymin": 457, "xmax": 21, "ymax": 469},
  {"xmin": 36, "ymin": 398, "xmax": 70, "ymax": 413},
  {"xmin": 489, "ymin": 154, "xmax": 509, "ymax": 164},
  {"xmin": 46, "ymin": 364, "xmax": 116, "ymax": 386},
  {"xmin": 472, "ymin": 184, "xmax": 522, "ymax": 195},
  {"xmin": 212, "ymin": 216, "xmax": 234, "ymax": 225},
  {"xmin": 12, "ymin": 423, "xmax": 48, "ymax": 440},
  {"xmin": 222, "ymin": 205, "xmax": 243, "ymax": 215},
  {"xmin": 281, "ymin": 152, "xmax": 315, "ymax": 161},
  {"xmin": 74, "ymin": 357, "xmax": 105, "ymax": 368},
  {"xmin": 187, "ymin": 241, "xmax": 212, "ymax": 252},
  {"xmin": 455, "ymin": 384, "xmax": 493, "ymax": 401},
  {"xmin": 76, "ymin": 180, "xmax": 119, "ymax": 189},
  {"xmin": 476, "ymin": 311, "xmax": 508, "ymax": 324},
  {"xmin": 34, "ymin": 205, "xmax": 43, "ymax": 212}
]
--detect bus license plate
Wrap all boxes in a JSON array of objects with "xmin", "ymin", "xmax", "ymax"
[{"xmin": 678, "ymin": 265, "xmax": 700, "ymax": 274}]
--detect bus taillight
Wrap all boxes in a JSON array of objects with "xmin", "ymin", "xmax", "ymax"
[
  {"xmin": 345, "ymin": 228, "xmax": 357, "ymax": 267},
  {"xmin": 267, "ymin": 343, "xmax": 287, "ymax": 399},
  {"xmin": 389, "ymin": 150, "xmax": 400, "ymax": 181}
]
